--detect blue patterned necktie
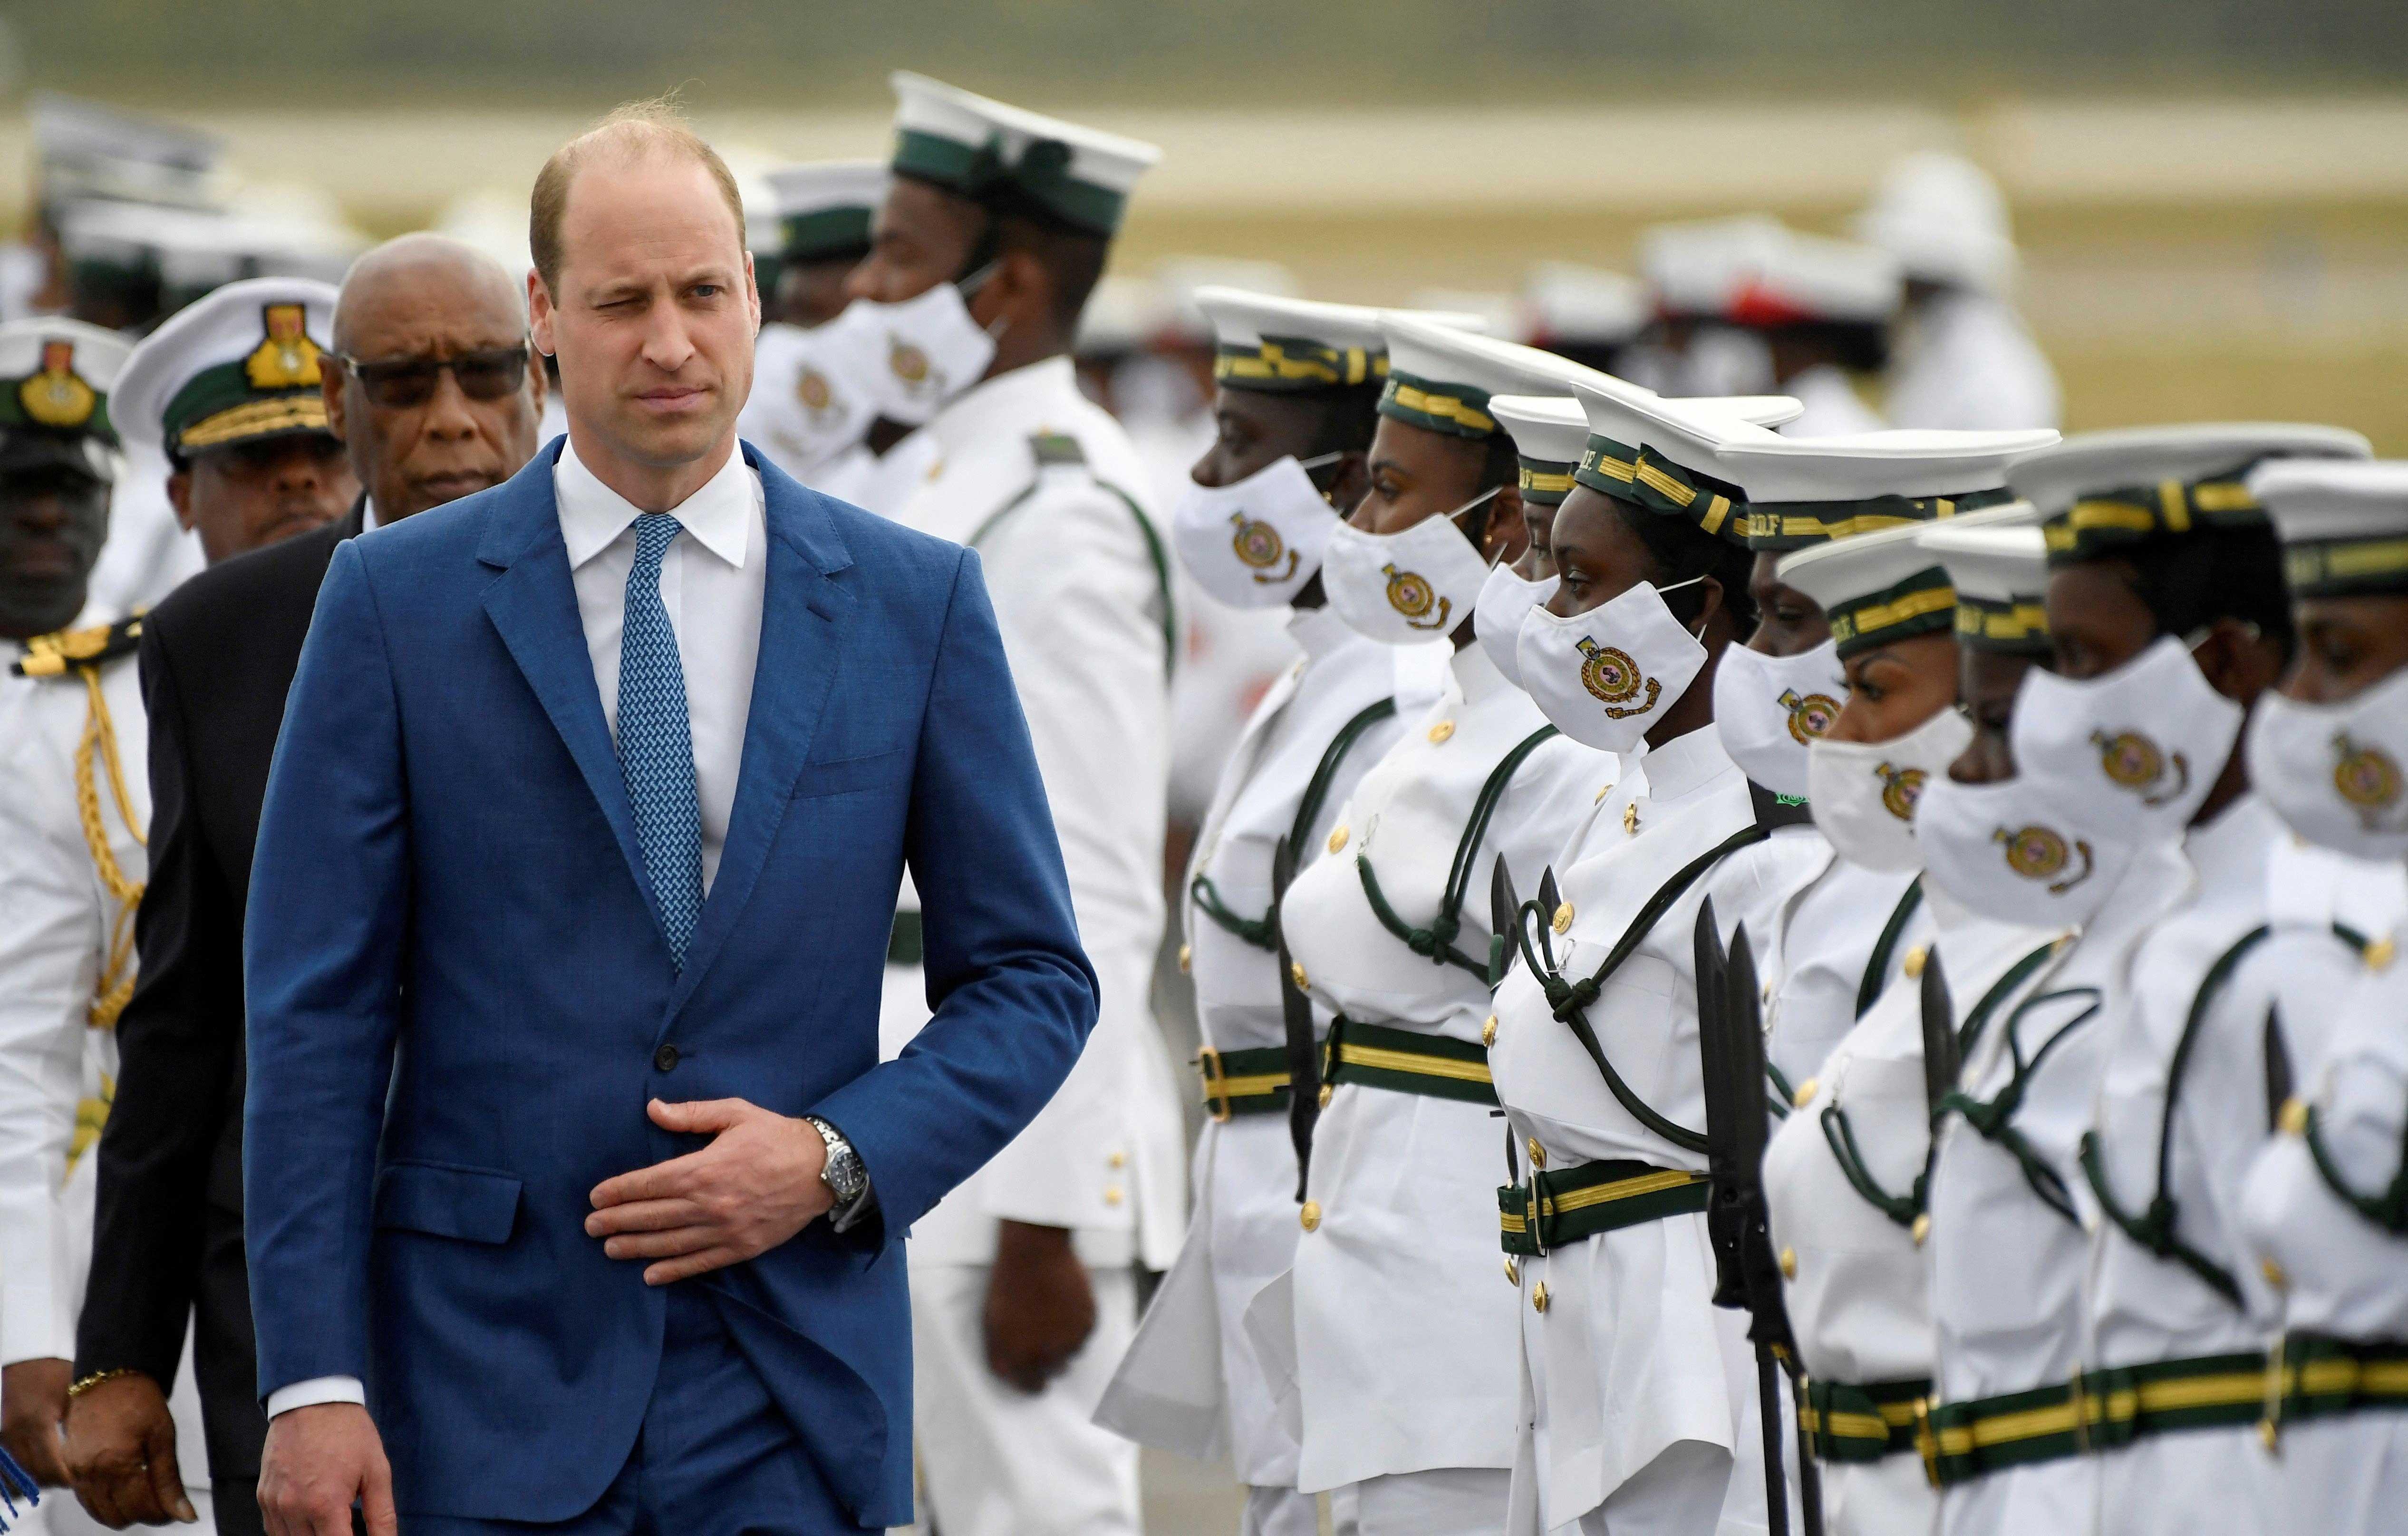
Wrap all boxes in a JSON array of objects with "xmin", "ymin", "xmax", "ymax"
[{"xmin": 616, "ymin": 513, "xmax": 705, "ymax": 970}]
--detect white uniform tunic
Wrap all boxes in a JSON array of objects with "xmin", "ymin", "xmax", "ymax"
[
  {"xmin": 1925, "ymin": 840, "xmax": 2189, "ymax": 1536},
  {"xmin": 1097, "ymin": 607, "xmax": 1404, "ymax": 1489},
  {"xmin": 1486, "ymin": 725, "xmax": 1827, "ymax": 1532},
  {"xmin": 2082, "ymin": 797, "xmax": 2364, "ymax": 1536},
  {"xmin": 1278, "ymin": 643, "xmax": 1610, "ymax": 1497},
  {"xmin": 83, "ymin": 444, "xmax": 202, "ymax": 622},
  {"xmin": 1881, "ymin": 292, "xmax": 2061, "ymax": 433},
  {"xmin": 1757, "ymin": 843, "xmax": 1928, "ymax": 1093},
  {"xmin": 1762, "ymin": 890, "xmax": 2061, "ymax": 1536},
  {"xmin": 2241, "ymin": 931, "xmax": 2408, "ymax": 1535}
]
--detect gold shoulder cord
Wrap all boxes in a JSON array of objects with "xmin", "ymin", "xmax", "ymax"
[{"xmin": 71, "ymin": 660, "xmax": 146, "ymax": 1028}]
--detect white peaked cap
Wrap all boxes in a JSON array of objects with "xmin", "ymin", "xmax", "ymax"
[
  {"xmin": 1156, "ymin": 257, "xmax": 1301, "ymax": 344},
  {"xmin": 1638, "ymin": 215, "xmax": 1786, "ymax": 317},
  {"xmin": 1495, "ymin": 387, "xmax": 1802, "ymax": 468},
  {"xmin": 889, "ymin": 72, "xmax": 1160, "ymax": 236},
  {"xmin": 766, "ymin": 160, "xmax": 889, "ymax": 221},
  {"xmin": 1854, "ymin": 151, "xmax": 2017, "ymax": 294},
  {"xmin": 1713, "ymin": 428, "xmax": 2061, "ymax": 505},
  {"xmin": 1383, "ymin": 313, "xmax": 1604, "ymax": 412},
  {"xmin": 1409, "ymin": 288, "xmax": 1530, "ymax": 345},
  {"xmin": 1778, "ymin": 519, "xmax": 1951, "ymax": 613},
  {"xmin": 1731, "ymin": 228, "xmax": 1904, "ymax": 327},
  {"xmin": 1522, "ymin": 262, "xmax": 1648, "ymax": 347},
  {"xmin": 1916, "ymin": 518, "xmax": 2050, "ymax": 605},
  {"xmin": 2008, "ymin": 423, "xmax": 2374, "ymax": 515},
  {"xmin": 113, "ymin": 275, "xmax": 339, "ymax": 457},
  {"xmin": 2248, "ymin": 458, "xmax": 2408, "ymax": 547}
]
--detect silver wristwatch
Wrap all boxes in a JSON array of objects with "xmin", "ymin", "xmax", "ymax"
[{"xmin": 804, "ymin": 1115, "xmax": 869, "ymax": 1215}]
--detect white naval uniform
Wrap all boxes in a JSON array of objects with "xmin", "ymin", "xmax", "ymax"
[
  {"xmin": 2241, "ymin": 940, "xmax": 2408, "ymax": 1536},
  {"xmin": 1485, "ymin": 725, "xmax": 1827, "ymax": 1535},
  {"xmin": 1881, "ymin": 292, "xmax": 2060, "ymax": 433},
  {"xmin": 1764, "ymin": 890, "xmax": 2061, "ymax": 1536},
  {"xmin": 1924, "ymin": 840, "xmax": 2190, "ymax": 1536},
  {"xmin": 1096, "ymin": 606, "xmax": 1404, "ymax": 1530},
  {"xmin": 0, "ymin": 642, "xmax": 212, "ymax": 1534},
  {"xmin": 2082, "ymin": 797, "xmax": 2365, "ymax": 1536},
  {"xmin": 872, "ymin": 355, "xmax": 1182, "ymax": 1536},
  {"xmin": 1776, "ymin": 366, "xmax": 1884, "ymax": 439},
  {"xmin": 1277, "ymin": 643, "xmax": 1610, "ymax": 1526},
  {"xmin": 1757, "ymin": 842, "xmax": 1927, "ymax": 1094}
]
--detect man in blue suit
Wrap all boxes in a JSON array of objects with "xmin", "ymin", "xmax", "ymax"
[{"xmin": 239, "ymin": 100, "xmax": 1099, "ymax": 1536}]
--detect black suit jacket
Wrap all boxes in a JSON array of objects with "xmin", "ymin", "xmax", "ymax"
[{"xmin": 76, "ymin": 502, "xmax": 361, "ymax": 1479}]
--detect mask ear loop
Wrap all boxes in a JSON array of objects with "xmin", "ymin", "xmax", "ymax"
[
  {"xmin": 1442, "ymin": 484, "xmax": 1507, "ymax": 564},
  {"xmin": 1653, "ymin": 573, "xmax": 1712, "ymax": 637}
]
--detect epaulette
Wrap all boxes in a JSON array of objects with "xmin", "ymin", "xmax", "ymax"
[
  {"xmin": 1029, "ymin": 431, "xmax": 1088, "ymax": 468},
  {"xmin": 12, "ymin": 613, "xmax": 143, "ymax": 679}
]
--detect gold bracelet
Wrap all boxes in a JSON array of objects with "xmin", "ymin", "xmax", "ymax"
[{"xmin": 65, "ymin": 1367, "xmax": 145, "ymax": 1400}]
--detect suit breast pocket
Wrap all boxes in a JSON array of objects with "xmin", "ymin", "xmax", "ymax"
[
  {"xmin": 792, "ymin": 748, "xmax": 906, "ymax": 801},
  {"xmin": 374, "ymin": 1159, "xmax": 522, "ymax": 1244}
]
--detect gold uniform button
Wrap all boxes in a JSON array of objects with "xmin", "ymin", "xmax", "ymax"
[
  {"xmin": 1532, "ymin": 1281, "xmax": 1549, "ymax": 1313},
  {"xmin": 1526, "ymin": 1137, "xmax": 1547, "ymax": 1169},
  {"xmin": 1428, "ymin": 719, "xmax": 1456, "ymax": 745},
  {"xmin": 1291, "ymin": 962, "xmax": 1309, "ymax": 991},
  {"xmin": 2263, "ymin": 1257, "xmax": 2288, "ymax": 1290},
  {"xmin": 1903, "ymin": 945, "xmax": 1928, "ymax": 980},
  {"xmin": 1318, "ymin": 1083, "xmax": 1334, "ymax": 1108},
  {"xmin": 1103, "ymin": 1186, "xmax": 1124, "ymax": 1206},
  {"xmin": 1779, "ymin": 1246, "xmax": 1798, "ymax": 1280},
  {"xmin": 2279, "ymin": 1097, "xmax": 2310, "ymax": 1137},
  {"xmin": 1299, "ymin": 1200, "xmax": 1322, "ymax": 1232},
  {"xmin": 1482, "ymin": 1014, "xmax": 1499, "ymax": 1048},
  {"xmin": 1108, "ymin": 1151, "xmax": 1127, "ymax": 1169},
  {"xmin": 1594, "ymin": 782, "xmax": 1615, "ymax": 804},
  {"xmin": 2367, "ymin": 936, "xmax": 2398, "ymax": 971},
  {"xmin": 1623, "ymin": 803, "xmax": 1641, "ymax": 835},
  {"xmin": 1793, "ymin": 1078, "xmax": 1818, "ymax": 1110},
  {"xmin": 1912, "ymin": 1213, "xmax": 1932, "ymax": 1248},
  {"xmin": 1504, "ymin": 1257, "xmax": 1520, "ymax": 1286},
  {"xmin": 1177, "ymin": 944, "xmax": 1192, "ymax": 975},
  {"xmin": 1328, "ymin": 824, "xmax": 1349, "ymax": 854},
  {"xmin": 1552, "ymin": 902, "xmax": 1575, "ymax": 934}
]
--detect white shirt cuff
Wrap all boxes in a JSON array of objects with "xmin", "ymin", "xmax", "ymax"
[{"xmin": 266, "ymin": 1375, "xmax": 365, "ymax": 1418}]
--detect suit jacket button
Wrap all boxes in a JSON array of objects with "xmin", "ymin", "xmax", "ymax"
[{"xmin": 654, "ymin": 1044, "xmax": 680, "ymax": 1072}]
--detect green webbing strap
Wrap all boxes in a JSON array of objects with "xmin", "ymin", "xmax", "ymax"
[
  {"xmin": 1357, "ymin": 724, "xmax": 1559, "ymax": 979},
  {"xmin": 1931, "ymin": 1351, "xmax": 2277, "ymax": 1485},
  {"xmin": 1508, "ymin": 823, "xmax": 1773, "ymax": 1156},
  {"xmin": 1800, "ymin": 1378, "xmax": 1931, "ymax": 1463},
  {"xmin": 966, "ymin": 475, "xmax": 1178, "ymax": 673},
  {"xmin": 2301, "ymin": 1096, "xmax": 2408, "ymax": 1234},
  {"xmin": 2265, "ymin": 1333, "xmax": 2408, "ymax": 1434},
  {"xmin": 1855, "ymin": 877, "xmax": 1926, "ymax": 1020},
  {"xmin": 1935, "ymin": 983, "xmax": 2103, "ymax": 1228},
  {"xmin": 1189, "ymin": 697, "xmax": 1402, "ymax": 953},
  {"xmin": 1821, "ymin": 937, "xmax": 2063, "ymax": 1232}
]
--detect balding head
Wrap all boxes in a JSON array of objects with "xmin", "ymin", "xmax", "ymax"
[
  {"xmin": 324, "ymin": 231, "xmax": 544, "ymax": 523},
  {"xmin": 529, "ymin": 98, "xmax": 746, "ymax": 296}
]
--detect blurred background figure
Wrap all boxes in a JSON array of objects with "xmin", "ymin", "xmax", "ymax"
[
  {"xmin": 1517, "ymin": 260, "xmax": 1646, "ymax": 377},
  {"xmin": 1856, "ymin": 150, "xmax": 2062, "ymax": 430}
]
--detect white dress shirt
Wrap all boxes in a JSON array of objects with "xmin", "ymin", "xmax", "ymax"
[{"xmin": 267, "ymin": 437, "xmax": 766, "ymax": 1419}]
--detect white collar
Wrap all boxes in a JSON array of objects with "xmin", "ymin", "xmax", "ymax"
[
  {"xmin": 923, "ymin": 355, "xmax": 1081, "ymax": 460},
  {"xmin": 361, "ymin": 496, "xmax": 380, "ymax": 534},
  {"xmin": 1637, "ymin": 723, "xmax": 1739, "ymax": 804},
  {"xmin": 556, "ymin": 437, "xmax": 757, "ymax": 573},
  {"xmin": 1286, "ymin": 603, "xmax": 1355, "ymax": 661}
]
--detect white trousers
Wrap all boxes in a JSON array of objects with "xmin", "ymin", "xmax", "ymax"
[
  {"xmin": 1329, "ymin": 1468, "xmax": 1510, "ymax": 1536},
  {"xmin": 909, "ymin": 1260, "xmax": 1141, "ymax": 1536},
  {"xmin": 1242, "ymin": 1485, "xmax": 1319, "ymax": 1536}
]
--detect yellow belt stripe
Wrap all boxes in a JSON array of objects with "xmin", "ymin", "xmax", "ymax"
[
  {"xmin": 1799, "ymin": 1407, "xmax": 1895, "ymax": 1442},
  {"xmin": 1199, "ymin": 1071, "xmax": 1287, "ymax": 1101},
  {"xmin": 1545, "ymin": 1168, "xmax": 1703, "ymax": 1215},
  {"xmin": 1336, "ymin": 1041, "xmax": 1493, "ymax": 1085}
]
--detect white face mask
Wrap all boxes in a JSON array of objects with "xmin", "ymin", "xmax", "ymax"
[
  {"xmin": 1475, "ymin": 560, "xmax": 1557, "ymax": 690},
  {"xmin": 847, "ymin": 278, "xmax": 999, "ymax": 426},
  {"xmin": 1916, "ymin": 768, "xmax": 2143, "ymax": 927},
  {"xmin": 737, "ymin": 310, "xmax": 888, "ymax": 474},
  {"xmin": 2245, "ymin": 666, "xmax": 2408, "ymax": 862},
  {"xmin": 1807, "ymin": 705, "xmax": 1976, "ymax": 873},
  {"xmin": 2009, "ymin": 633, "xmax": 2243, "ymax": 842},
  {"xmin": 1517, "ymin": 577, "xmax": 1709, "ymax": 752},
  {"xmin": 1169, "ymin": 453, "xmax": 1342, "ymax": 610},
  {"xmin": 1322, "ymin": 491, "xmax": 1498, "ymax": 647},
  {"xmin": 1712, "ymin": 638, "xmax": 1846, "ymax": 797}
]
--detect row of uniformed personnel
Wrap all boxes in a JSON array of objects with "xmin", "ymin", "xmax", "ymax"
[{"xmin": 1092, "ymin": 271, "xmax": 2408, "ymax": 1536}]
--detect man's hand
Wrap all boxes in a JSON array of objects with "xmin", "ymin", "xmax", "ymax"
[
  {"xmin": 982, "ymin": 1220, "xmax": 1096, "ymax": 1393},
  {"xmin": 587, "ymin": 1098, "xmax": 832, "ymax": 1285},
  {"xmin": 256, "ymin": 1402, "xmax": 391, "ymax": 1536},
  {"xmin": 60, "ymin": 1371, "xmax": 195, "ymax": 1526},
  {"xmin": 1, "ymin": 1358, "xmax": 71, "ymax": 1487}
]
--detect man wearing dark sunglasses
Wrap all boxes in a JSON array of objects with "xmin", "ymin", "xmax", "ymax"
[{"xmin": 62, "ymin": 237, "xmax": 542, "ymax": 1536}]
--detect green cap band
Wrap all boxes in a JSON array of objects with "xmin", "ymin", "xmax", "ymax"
[
  {"xmin": 1215, "ymin": 337, "xmax": 1385, "ymax": 394},
  {"xmin": 1955, "ymin": 594, "xmax": 2052, "ymax": 656},
  {"xmin": 893, "ymin": 126, "xmax": 1127, "ymax": 236},
  {"xmin": 2282, "ymin": 536, "xmax": 2408, "ymax": 600},
  {"xmin": 1827, "ymin": 567, "xmax": 1957, "ymax": 658},
  {"xmin": 1376, "ymin": 369, "xmax": 1496, "ymax": 438},
  {"xmin": 1575, "ymin": 434, "xmax": 1748, "ymax": 544},
  {"xmin": 0, "ymin": 348, "xmax": 114, "ymax": 447},
  {"xmin": 2044, "ymin": 470, "xmax": 2265, "ymax": 565},
  {"xmin": 779, "ymin": 206, "xmax": 874, "ymax": 263},
  {"xmin": 1518, "ymin": 457, "xmax": 1578, "ymax": 506},
  {"xmin": 1741, "ymin": 486, "xmax": 2018, "ymax": 551}
]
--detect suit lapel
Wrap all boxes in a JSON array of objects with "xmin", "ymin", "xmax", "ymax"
[
  {"xmin": 477, "ymin": 444, "xmax": 661, "ymax": 929},
  {"xmin": 666, "ymin": 448, "xmax": 853, "ymax": 1019}
]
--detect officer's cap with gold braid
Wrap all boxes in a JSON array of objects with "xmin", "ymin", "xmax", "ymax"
[
  {"xmin": 2248, "ymin": 458, "xmax": 2408, "ymax": 601},
  {"xmin": 1916, "ymin": 508, "xmax": 2051, "ymax": 657},
  {"xmin": 2008, "ymin": 424, "xmax": 2371, "ymax": 567},
  {"xmin": 888, "ymin": 73, "xmax": 1160, "ymax": 238},
  {"xmin": 1566, "ymin": 375, "xmax": 1780, "ymax": 545},
  {"xmin": 1199, "ymin": 288, "xmax": 1480, "ymax": 399},
  {"xmin": 1496, "ymin": 384, "xmax": 1803, "ymax": 509},
  {"xmin": 1718, "ymin": 426, "xmax": 2058, "ymax": 551},
  {"xmin": 0, "ymin": 318, "xmax": 130, "ymax": 481},
  {"xmin": 765, "ymin": 160, "xmax": 887, "ymax": 264},
  {"xmin": 1378, "ymin": 313, "xmax": 1604, "ymax": 442},
  {"xmin": 1776, "ymin": 521, "xmax": 1952, "ymax": 659},
  {"xmin": 112, "ymin": 276, "xmax": 339, "ymax": 462}
]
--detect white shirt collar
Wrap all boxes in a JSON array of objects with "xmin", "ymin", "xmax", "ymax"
[
  {"xmin": 923, "ymin": 355, "xmax": 1080, "ymax": 460},
  {"xmin": 556, "ymin": 437, "xmax": 758, "ymax": 572},
  {"xmin": 360, "ymin": 496, "xmax": 380, "ymax": 534}
]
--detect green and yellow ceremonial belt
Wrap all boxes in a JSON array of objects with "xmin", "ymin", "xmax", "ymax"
[
  {"xmin": 1498, "ymin": 1159, "xmax": 1709, "ymax": 1256},
  {"xmin": 1196, "ymin": 1045, "xmax": 1293, "ymax": 1122},
  {"xmin": 2263, "ymin": 1333, "xmax": 2408, "ymax": 1441},
  {"xmin": 1799, "ymin": 1378, "xmax": 1932, "ymax": 1464},
  {"xmin": 1927, "ymin": 1351, "xmax": 2271, "ymax": 1486},
  {"xmin": 1322, "ymin": 1016, "xmax": 1497, "ymax": 1108}
]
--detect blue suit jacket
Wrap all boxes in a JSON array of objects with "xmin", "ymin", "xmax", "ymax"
[{"xmin": 242, "ymin": 441, "xmax": 1098, "ymax": 1527}]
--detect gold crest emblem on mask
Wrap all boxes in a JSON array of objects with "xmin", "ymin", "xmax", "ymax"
[
  {"xmin": 1780, "ymin": 688, "xmax": 1842, "ymax": 745},
  {"xmin": 1876, "ymin": 762, "xmax": 1927, "ymax": 822},
  {"xmin": 19, "ymin": 340, "xmax": 96, "ymax": 428},
  {"xmin": 1381, "ymin": 563, "xmax": 1451, "ymax": 630},
  {"xmin": 1230, "ymin": 514, "xmax": 1297, "ymax": 583},
  {"xmin": 245, "ymin": 303, "xmax": 323, "ymax": 390},
  {"xmin": 2333, "ymin": 731, "xmax": 2404, "ymax": 823},
  {"xmin": 1993, "ymin": 823, "xmax": 2095, "ymax": 893},
  {"xmin": 796, "ymin": 367, "xmax": 834, "ymax": 414},
  {"xmin": 2090, "ymin": 728, "xmax": 2189, "ymax": 807},
  {"xmin": 889, "ymin": 337, "xmax": 931, "ymax": 387},
  {"xmin": 1576, "ymin": 637, "xmax": 1663, "ymax": 718}
]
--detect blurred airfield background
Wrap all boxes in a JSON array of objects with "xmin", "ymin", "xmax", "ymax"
[{"xmin": 16, "ymin": 3, "xmax": 2402, "ymax": 1526}]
